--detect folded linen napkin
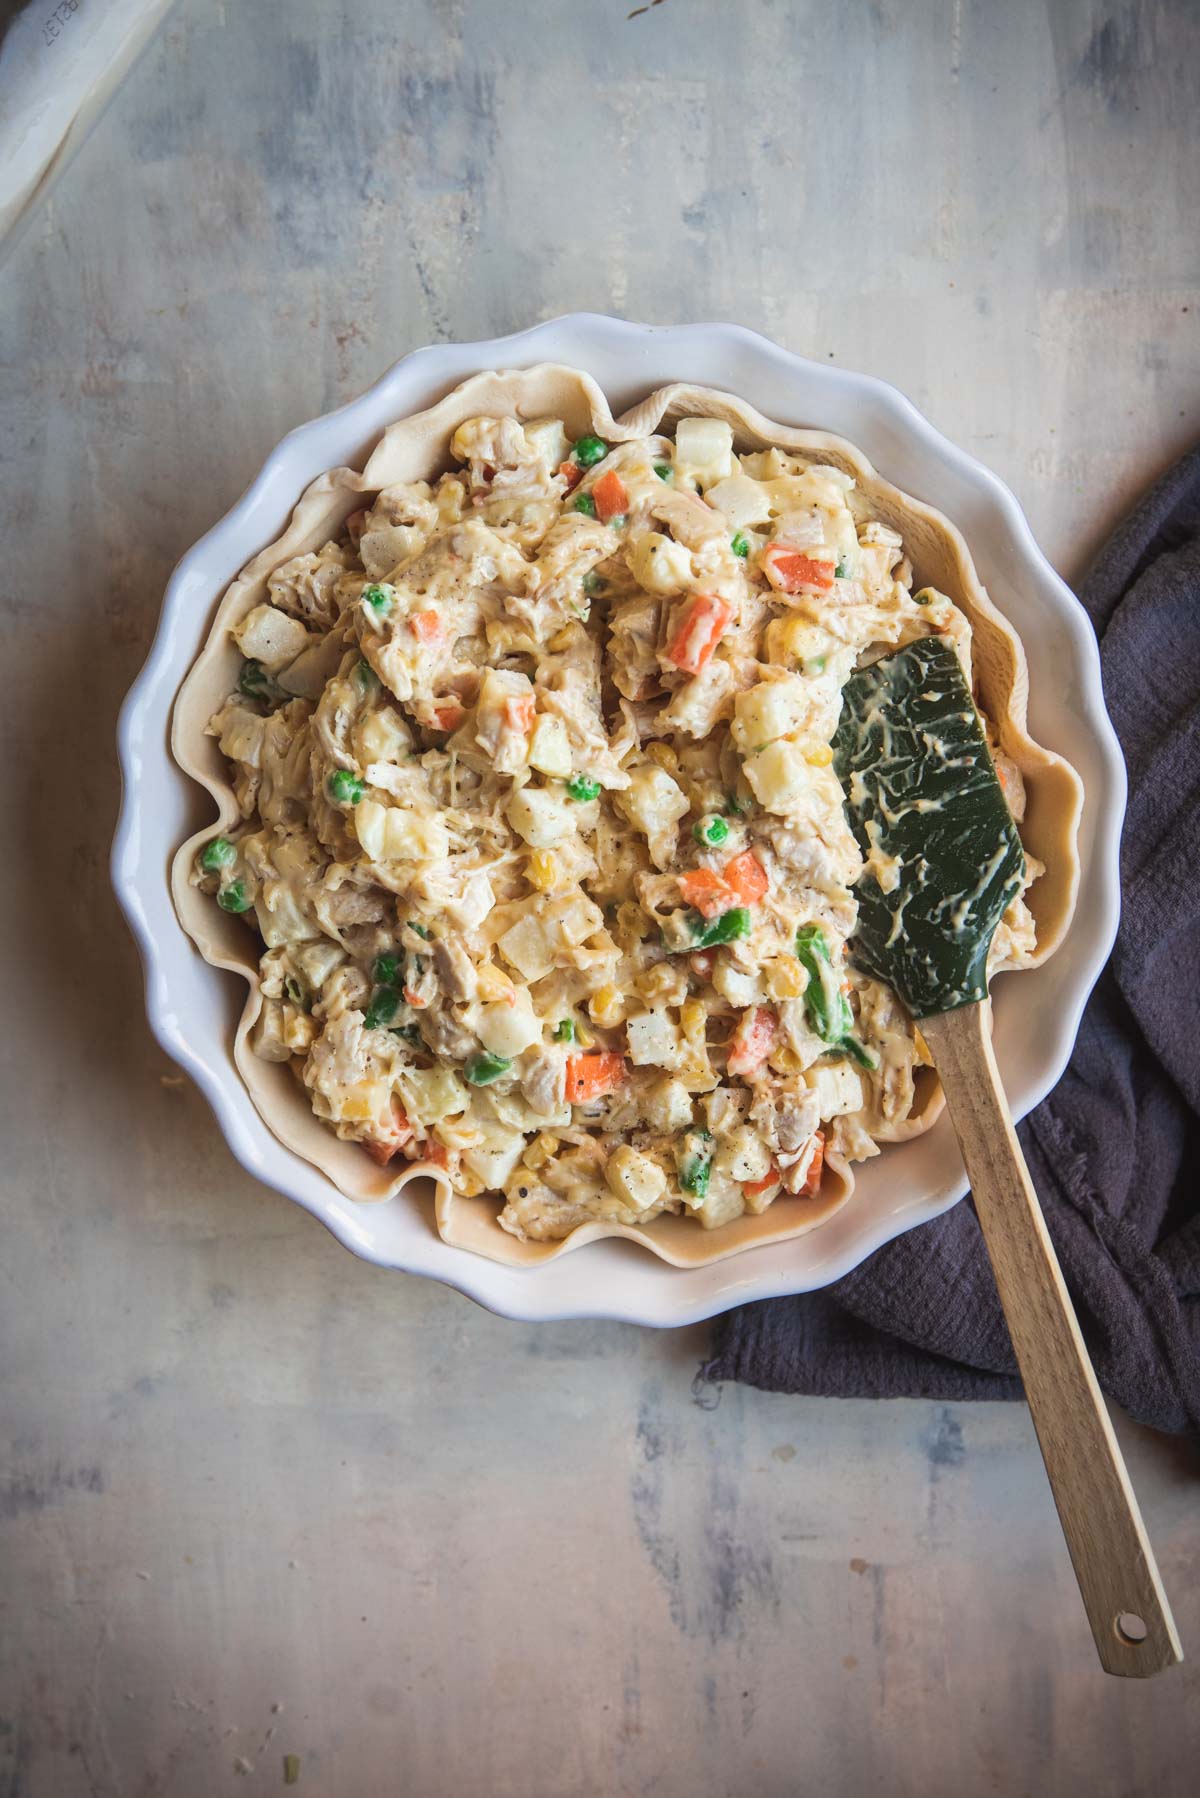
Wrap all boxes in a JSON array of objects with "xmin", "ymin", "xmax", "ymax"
[{"xmin": 707, "ymin": 447, "xmax": 1200, "ymax": 1436}]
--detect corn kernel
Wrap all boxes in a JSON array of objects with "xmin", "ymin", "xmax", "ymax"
[
  {"xmin": 645, "ymin": 742, "xmax": 679, "ymax": 775},
  {"xmin": 573, "ymin": 1019, "xmax": 597, "ymax": 1049},
  {"xmin": 805, "ymin": 743, "xmax": 834, "ymax": 767},
  {"xmin": 680, "ymin": 1000, "xmax": 706, "ymax": 1039},
  {"xmin": 764, "ymin": 956, "xmax": 806, "ymax": 1000},
  {"xmin": 477, "ymin": 961, "xmax": 516, "ymax": 1003},
  {"xmin": 522, "ymin": 1132, "xmax": 560, "ymax": 1172},
  {"xmin": 771, "ymin": 1045, "xmax": 806, "ymax": 1075},
  {"xmin": 527, "ymin": 849, "xmax": 559, "ymax": 892},
  {"xmin": 590, "ymin": 984, "xmax": 626, "ymax": 1027}
]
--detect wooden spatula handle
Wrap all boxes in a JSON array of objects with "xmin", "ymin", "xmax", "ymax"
[{"xmin": 921, "ymin": 1001, "xmax": 1182, "ymax": 1678}]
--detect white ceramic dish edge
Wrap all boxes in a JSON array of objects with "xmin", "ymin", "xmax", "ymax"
[{"xmin": 112, "ymin": 315, "xmax": 1126, "ymax": 1327}]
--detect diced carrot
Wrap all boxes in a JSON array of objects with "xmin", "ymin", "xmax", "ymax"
[
  {"xmin": 346, "ymin": 508, "xmax": 368, "ymax": 545},
  {"xmin": 505, "ymin": 693, "xmax": 537, "ymax": 733},
  {"xmin": 726, "ymin": 1006, "xmax": 777, "ymax": 1078},
  {"xmin": 592, "ymin": 468, "xmax": 629, "ymax": 524},
  {"xmin": 403, "ymin": 985, "xmax": 428, "ymax": 1009},
  {"xmin": 678, "ymin": 868, "xmax": 734, "ymax": 919},
  {"xmin": 565, "ymin": 1052, "xmax": 626, "ymax": 1104},
  {"xmin": 411, "ymin": 609, "xmax": 444, "ymax": 645},
  {"xmin": 743, "ymin": 1165, "xmax": 781, "ymax": 1201},
  {"xmin": 362, "ymin": 1098, "xmax": 413, "ymax": 1165},
  {"xmin": 432, "ymin": 700, "xmax": 465, "ymax": 732},
  {"xmin": 666, "ymin": 594, "xmax": 734, "ymax": 674},
  {"xmin": 558, "ymin": 459, "xmax": 583, "ymax": 492},
  {"xmin": 760, "ymin": 544, "xmax": 836, "ymax": 595},
  {"xmin": 798, "ymin": 1131, "xmax": 825, "ymax": 1198},
  {"xmin": 723, "ymin": 849, "xmax": 768, "ymax": 905},
  {"xmin": 424, "ymin": 1141, "xmax": 450, "ymax": 1169}
]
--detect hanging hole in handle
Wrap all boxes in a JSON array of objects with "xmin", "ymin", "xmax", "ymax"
[{"xmin": 1115, "ymin": 1612, "xmax": 1148, "ymax": 1645}]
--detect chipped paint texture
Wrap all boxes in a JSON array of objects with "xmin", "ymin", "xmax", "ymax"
[{"xmin": 1, "ymin": 0, "xmax": 1199, "ymax": 1793}]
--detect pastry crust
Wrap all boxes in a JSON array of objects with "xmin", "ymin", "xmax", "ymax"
[{"xmin": 169, "ymin": 366, "xmax": 1082, "ymax": 1267}]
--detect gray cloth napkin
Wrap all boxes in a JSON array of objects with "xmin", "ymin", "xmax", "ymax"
[{"xmin": 707, "ymin": 447, "xmax": 1200, "ymax": 1436}]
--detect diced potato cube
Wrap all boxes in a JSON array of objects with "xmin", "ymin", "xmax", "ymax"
[
  {"xmin": 477, "ymin": 994, "xmax": 542, "ymax": 1058},
  {"xmin": 714, "ymin": 1126, "xmax": 772, "ymax": 1185},
  {"xmin": 733, "ymin": 677, "xmax": 816, "ymax": 754},
  {"xmin": 400, "ymin": 1067, "xmax": 469, "ymax": 1124},
  {"xmin": 292, "ymin": 939, "xmax": 346, "ymax": 991},
  {"xmin": 275, "ymin": 634, "xmax": 344, "ymax": 700},
  {"xmin": 353, "ymin": 799, "xmax": 387, "ymax": 861},
  {"xmin": 607, "ymin": 1145, "xmax": 668, "ymax": 1211},
  {"xmin": 524, "ymin": 417, "xmax": 570, "ymax": 468},
  {"xmin": 712, "ymin": 961, "xmax": 762, "ymax": 1008},
  {"xmin": 506, "ymin": 785, "xmax": 574, "ymax": 849},
  {"xmin": 626, "ymin": 1009, "xmax": 684, "ymax": 1069},
  {"xmin": 704, "ymin": 472, "xmax": 773, "ymax": 531},
  {"xmin": 804, "ymin": 1061, "xmax": 864, "ymax": 1118},
  {"xmin": 618, "ymin": 766, "xmax": 688, "ymax": 843},
  {"xmin": 382, "ymin": 810, "xmax": 449, "ymax": 861},
  {"xmin": 446, "ymin": 872, "xmax": 494, "ymax": 930},
  {"xmin": 463, "ymin": 1128, "xmax": 526, "ymax": 1190},
  {"xmin": 641, "ymin": 1076, "xmax": 695, "ymax": 1133},
  {"xmin": 357, "ymin": 708, "xmax": 413, "ymax": 766},
  {"xmin": 548, "ymin": 889, "xmax": 605, "ymax": 946},
  {"xmin": 498, "ymin": 916, "xmax": 554, "ymax": 982},
  {"xmin": 743, "ymin": 739, "xmax": 814, "ymax": 814},
  {"xmin": 252, "ymin": 999, "xmax": 292, "ymax": 1063},
  {"xmin": 527, "ymin": 715, "xmax": 573, "ymax": 777},
  {"xmin": 233, "ymin": 604, "xmax": 312, "ymax": 671},
  {"xmin": 628, "ymin": 531, "xmax": 693, "ymax": 594},
  {"xmin": 674, "ymin": 417, "xmax": 735, "ymax": 488},
  {"xmin": 692, "ymin": 1176, "xmax": 746, "ymax": 1230}
]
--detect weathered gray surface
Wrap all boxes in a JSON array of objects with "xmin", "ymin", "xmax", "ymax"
[{"xmin": 1, "ymin": 0, "xmax": 1197, "ymax": 1793}]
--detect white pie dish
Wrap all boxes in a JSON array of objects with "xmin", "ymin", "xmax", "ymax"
[{"xmin": 112, "ymin": 315, "xmax": 1125, "ymax": 1326}]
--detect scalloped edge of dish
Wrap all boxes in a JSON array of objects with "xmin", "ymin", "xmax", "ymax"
[{"xmin": 112, "ymin": 315, "xmax": 1125, "ymax": 1325}]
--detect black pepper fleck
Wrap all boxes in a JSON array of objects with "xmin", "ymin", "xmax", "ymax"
[{"xmin": 518, "ymin": 1187, "xmax": 528, "ymax": 1198}]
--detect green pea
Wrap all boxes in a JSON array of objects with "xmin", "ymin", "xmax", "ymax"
[
  {"xmin": 730, "ymin": 532, "xmax": 750, "ymax": 559},
  {"xmin": 327, "ymin": 769, "xmax": 365, "ymax": 805},
  {"xmin": 465, "ymin": 1051, "xmax": 513, "ymax": 1086},
  {"xmin": 653, "ymin": 463, "xmax": 673, "ymax": 482},
  {"xmin": 217, "ymin": 880, "xmax": 252, "ymax": 914},
  {"xmin": 362, "ymin": 583, "xmax": 394, "ymax": 618},
  {"xmin": 554, "ymin": 1019, "xmax": 575, "ymax": 1043},
  {"xmin": 608, "ymin": 513, "xmax": 627, "ymax": 531},
  {"xmin": 834, "ymin": 559, "xmax": 848, "ymax": 579},
  {"xmin": 573, "ymin": 434, "xmax": 608, "ymax": 468},
  {"xmin": 200, "ymin": 836, "xmax": 236, "ymax": 875},
  {"xmin": 692, "ymin": 815, "xmax": 730, "ymax": 848},
  {"xmin": 566, "ymin": 773, "xmax": 601, "ymax": 802},
  {"xmin": 373, "ymin": 952, "xmax": 400, "ymax": 986},
  {"xmin": 573, "ymin": 493, "xmax": 596, "ymax": 517},
  {"xmin": 364, "ymin": 987, "xmax": 400, "ymax": 1029}
]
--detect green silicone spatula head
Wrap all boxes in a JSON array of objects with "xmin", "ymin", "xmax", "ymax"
[{"xmin": 831, "ymin": 634, "xmax": 1026, "ymax": 1018}]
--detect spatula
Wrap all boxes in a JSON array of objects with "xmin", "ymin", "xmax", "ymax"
[{"xmin": 832, "ymin": 634, "xmax": 1182, "ymax": 1678}]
